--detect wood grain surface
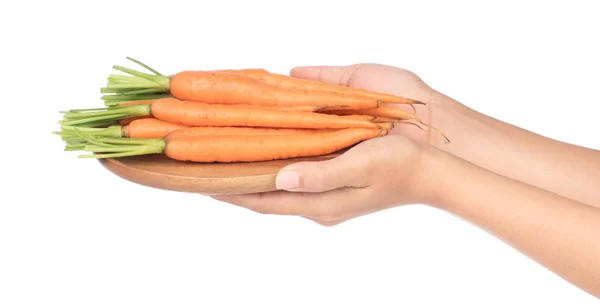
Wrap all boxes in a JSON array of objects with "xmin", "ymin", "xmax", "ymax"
[{"xmin": 99, "ymin": 153, "xmax": 342, "ymax": 195}]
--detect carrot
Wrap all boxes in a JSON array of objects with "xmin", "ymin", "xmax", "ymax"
[
  {"xmin": 100, "ymin": 57, "xmax": 379, "ymax": 110},
  {"xmin": 216, "ymin": 68, "xmax": 425, "ymax": 105},
  {"xmin": 76, "ymin": 127, "xmax": 387, "ymax": 162},
  {"xmin": 61, "ymin": 98, "xmax": 383, "ymax": 130},
  {"xmin": 121, "ymin": 100, "xmax": 333, "ymax": 113},
  {"xmin": 164, "ymin": 126, "xmax": 337, "ymax": 141},
  {"xmin": 59, "ymin": 118, "xmax": 367, "ymax": 147},
  {"xmin": 115, "ymin": 100, "xmax": 342, "ymax": 126}
]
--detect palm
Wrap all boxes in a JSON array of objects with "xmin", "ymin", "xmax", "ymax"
[
  {"xmin": 290, "ymin": 64, "xmax": 435, "ymax": 143},
  {"xmin": 341, "ymin": 64, "xmax": 432, "ymax": 103}
]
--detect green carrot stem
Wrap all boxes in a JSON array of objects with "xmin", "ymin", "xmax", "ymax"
[
  {"xmin": 58, "ymin": 125, "xmax": 123, "ymax": 137},
  {"xmin": 63, "ymin": 119, "xmax": 120, "ymax": 128},
  {"xmin": 100, "ymin": 87, "xmax": 151, "ymax": 94},
  {"xmin": 102, "ymin": 82, "xmax": 159, "ymax": 90},
  {"xmin": 84, "ymin": 145, "xmax": 150, "ymax": 153},
  {"xmin": 64, "ymin": 107, "xmax": 118, "ymax": 113},
  {"xmin": 60, "ymin": 105, "xmax": 150, "ymax": 126},
  {"xmin": 108, "ymin": 75, "xmax": 143, "ymax": 83},
  {"xmin": 65, "ymin": 144, "xmax": 86, "ymax": 151},
  {"xmin": 126, "ymin": 57, "xmax": 164, "ymax": 76},
  {"xmin": 101, "ymin": 93, "xmax": 171, "ymax": 101},
  {"xmin": 111, "ymin": 66, "xmax": 170, "ymax": 88},
  {"xmin": 78, "ymin": 137, "xmax": 165, "ymax": 159}
]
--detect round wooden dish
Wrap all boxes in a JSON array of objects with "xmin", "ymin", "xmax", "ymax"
[{"xmin": 99, "ymin": 153, "xmax": 341, "ymax": 195}]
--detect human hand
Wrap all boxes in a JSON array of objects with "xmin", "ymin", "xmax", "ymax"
[
  {"xmin": 288, "ymin": 64, "xmax": 439, "ymax": 144},
  {"xmin": 211, "ymin": 64, "xmax": 447, "ymax": 225},
  {"xmin": 212, "ymin": 135, "xmax": 442, "ymax": 226}
]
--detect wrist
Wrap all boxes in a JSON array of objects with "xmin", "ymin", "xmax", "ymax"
[
  {"xmin": 406, "ymin": 141, "xmax": 455, "ymax": 208},
  {"xmin": 415, "ymin": 142, "xmax": 471, "ymax": 210}
]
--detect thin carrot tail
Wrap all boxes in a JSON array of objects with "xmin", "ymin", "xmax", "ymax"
[
  {"xmin": 412, "ymin": 116, "xmax": 450, "ymax": 144},
  {"xmin": 395, "ymin": 120, "xmax": 426, "ymax": 132},
  {"xmin": 409, "ymin": 103, "xmax": 417, "ymax": 115}
]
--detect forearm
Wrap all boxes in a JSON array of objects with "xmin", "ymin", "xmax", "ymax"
[
  {"xmin": 427, "ymin": 91, "xmax": 600, "ymax": 207},
  {"xmin": 427, "ymin": 147, "xmax": 600, "ymax": 298}
]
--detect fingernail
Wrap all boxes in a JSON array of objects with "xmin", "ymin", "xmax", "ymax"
[{"xmin": 276, "ymin": 171, "xmax": 300, "ymax": 190}]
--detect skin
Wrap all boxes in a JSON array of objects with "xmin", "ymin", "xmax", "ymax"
[{"xmin": 211, "ymin": 64, "xmax": 600, "ymax": 298}]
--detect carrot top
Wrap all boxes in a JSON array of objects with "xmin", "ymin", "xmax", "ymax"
[{"xmin": 100, "ymin": 57, "xmax": 173, "ymax": 105}]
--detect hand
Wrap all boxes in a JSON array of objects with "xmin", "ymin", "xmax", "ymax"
[
  {"xmin": 212, "ymin": 135, "xmax": 441, "ymax": 226},
  {"xmin": 289, "ymin": 64, "xmax": 439, "ymax": 144}
]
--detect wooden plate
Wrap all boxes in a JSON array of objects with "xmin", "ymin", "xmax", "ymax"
[{"xmin": 99, "ymin": 153, "xmax": 342, "ymax": 195}]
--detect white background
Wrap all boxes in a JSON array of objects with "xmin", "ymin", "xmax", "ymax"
[{"xmin": 1, "ymin": 0, "xmax": 599, "ymax": 306}]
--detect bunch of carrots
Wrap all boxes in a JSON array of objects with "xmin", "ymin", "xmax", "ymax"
[{"xmin": 55, "ymin": 57, "xmax": 448, "ymax": 163}]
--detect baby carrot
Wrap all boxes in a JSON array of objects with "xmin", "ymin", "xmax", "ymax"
[
  {"xmin": 217, "ymin": 68, "xmax": 425, "ymax": 105},
  {"xmin": 58, "ymin": 119, "xmax": 356, "ymax": 147},
  {"xmin": 100, "ymin": 57, "xmax": 379, "ymax": 110},
  {"xmin": 61, "ymin": 98, "xmax": 383, "ymax": 130},
  {"xmin": 76, "ymin": 127, "xmax": 387, "ymax": 162},
  {"xmin": 164, "ymin": 127, "xmax": 336, "ymax": 141},
  {"xmin": 118, "ymin": 99, "xmax": 337, "ymax": 113}
]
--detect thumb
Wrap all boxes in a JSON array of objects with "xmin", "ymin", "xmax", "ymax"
[
  {"xmin": 289, "ymin": 65, "xmax": 363, "ymax": 87},
  {"xmin": 275, "ymin": 151, "xmax": 370, "ymax": 192}
]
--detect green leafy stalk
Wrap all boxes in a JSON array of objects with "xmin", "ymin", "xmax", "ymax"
[
  {"xmin": 74, "ymin": 133, "xmax": 166, "ymax": 159},
  {"xmin": 125, "ymin": 57, "xmax": 164, "ymax": 76},
  {"xmin": 100, "ymin": 57, "xmax": 171, "ymax": 104},
  {"xmin": 102, "ymin": 94, "xmax": 173, "ymax": 107},
  {"xmin": 54, "ymin": 125, "xmax": 124, "ymax": 141},
  {"xmin": 60, "ymin": 104, "xmax": 151, "ymax": 126},
  {"xmin": 65, "ymin": 143, "xmax": 86, "ymax": 151}
]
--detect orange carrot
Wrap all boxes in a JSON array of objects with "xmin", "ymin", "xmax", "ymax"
[
  {"xmin": 169, "ymin": 71, "xmax": 379, "ymax": 110},
  {"xmin": 216, "ymin": 68, "xmax": 424, "ymax": 105},
  {"xmin": 116, "ymin": 105, "xmax": 327, "ymax": 126},
  {"xmin": 164, "ymin": 126, "xmax": 390, "ymax": 141},
  {"xmin": 61, "ymin": 98, "xmax": 383, "ymax": 130},
  {"xmin": 164, "ymin": 126, "xmax": 336, "ymax": 141},
  {"xmin": 77, "ymin": 128, "xmax": 387, "ymax": 162},
  {"xmin": 101, "ymin": 58, "xmax": 380, "ymax": 110}
]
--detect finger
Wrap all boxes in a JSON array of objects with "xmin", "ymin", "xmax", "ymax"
[
  {"xmin": 303, "ymin": 216, "xmax": 347, "ymax": 227},
  {"xmin": 211, "ymin": 187, "xmax": 364, "ymax": 221},
  {"xmin": 274, "ymin": 146, "xmax": 373, "ymax": 193},
  {"xmin": 289, "ymin": 65, "xmax": 363, "ymax": 87}
]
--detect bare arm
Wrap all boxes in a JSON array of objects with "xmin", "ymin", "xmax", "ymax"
[
  {"xmin": 425, "ymin": 90, "xmax": 600, "ymax": 207},
  {"xmin": 427, "ymin": 146, "xmax": 600, "ymax": 298}
]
